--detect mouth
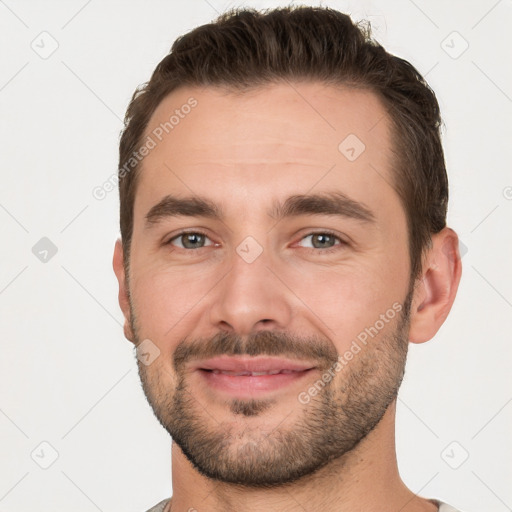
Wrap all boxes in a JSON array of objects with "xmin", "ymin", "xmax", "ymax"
[
  {"xmin": 193, "ymin": 356, "xmax": 317, "ymax": 397},
  {"xmin": 206, "ymin": 369, "xmax": 305, "ymax": 376}
]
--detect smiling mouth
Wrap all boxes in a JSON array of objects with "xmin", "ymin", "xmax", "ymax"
[
  {"xmin": 194, "ymin": 355, "xmax": 317, "ymax": 373},
  {"xmin": 194, "ymin": 357, "xmax": 317, "ymax": 398},
  {"xmin": 205, "ymin": 369, "xmax": 309, "ymax": 376}
]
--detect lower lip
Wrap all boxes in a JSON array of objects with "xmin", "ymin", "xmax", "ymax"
[{"xmin": 197, "ymin": 369, "xmax": 315, "ymax": 397}]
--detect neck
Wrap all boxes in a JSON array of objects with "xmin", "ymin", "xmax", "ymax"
[{"xmin": 168, "ymin": 401, "xmax": 437, "ymax": 512}]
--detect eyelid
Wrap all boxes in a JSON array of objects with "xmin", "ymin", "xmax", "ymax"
[{"xmin": 164, "ymin": 228, "xmax": 349, "ymax": 252}]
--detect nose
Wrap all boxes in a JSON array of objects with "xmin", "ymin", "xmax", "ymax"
[{"xmin": 208, "ymin": 243, "xmax": 294, "ymax": 336}]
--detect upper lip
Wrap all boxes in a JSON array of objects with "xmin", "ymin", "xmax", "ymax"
[{"xmin": 194, "ymin": 356, "xmax": 316, "ymax": 372}]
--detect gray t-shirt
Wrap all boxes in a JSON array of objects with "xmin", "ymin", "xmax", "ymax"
[
  {"xmin": 145, "ymin": 498, "xmax": 463, "ymax": 511},
  {"xmin": 433, "ymin": 502, "xmax": 465, "ymax": 512},
  {"xmin": 145, "ymin": 498, "xmax": 169, "ymax": 512}
]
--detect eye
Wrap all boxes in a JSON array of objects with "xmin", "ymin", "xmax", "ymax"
[
  {"xmin": 164, "ymin": 230, "xmax": 347, "ymax": 253},
  {"xmin": 296, "ymin": 231, "xmax": 347, "ymax": 253},
  {"xmin": 166, "ymin": 231, "xmax": 215, "ymax": 250}
]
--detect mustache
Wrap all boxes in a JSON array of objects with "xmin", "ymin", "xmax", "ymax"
[{"xmin": 173, "ymin": 330, "xmax": 339, "ymax": 372}]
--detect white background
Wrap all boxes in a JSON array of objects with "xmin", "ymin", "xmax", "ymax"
[{"xmin": 0, "ymin": 1, "xmax": 511, "ymax": 511}]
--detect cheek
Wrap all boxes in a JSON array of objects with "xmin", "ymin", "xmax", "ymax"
[
  {"xmin": 130, "ymin": 266, "xmax": 216, "ymax": 340},
  {"xmin": 284, "ymin": 253, "xmax": 408, "ymax": 348}
]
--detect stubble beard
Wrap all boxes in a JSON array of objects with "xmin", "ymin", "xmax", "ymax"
[{"xmin": 133, "ymin": 291, "xmax": 412, "ymax": 488}]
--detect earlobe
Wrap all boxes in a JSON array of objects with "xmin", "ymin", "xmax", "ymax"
[
  {"xmin": 112, "ymin": 238, "xmax": 135, "ymax": 343},
  {"xmin": 408, "ymin": 227, "xmax": 462, "ymax": 344}
]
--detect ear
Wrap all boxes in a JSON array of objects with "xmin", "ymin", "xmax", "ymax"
[
  {"xmin": 408, "ymin": 227, "xmax": 462, "ymax": 344},
  {"xmin": 112, "ymin": 238, "xmax": 135, "ymax": 343}
]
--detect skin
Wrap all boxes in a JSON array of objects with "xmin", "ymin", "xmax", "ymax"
[{"xmin": 113, "ymin": 82, "xmax": 462, "ymax": 512}]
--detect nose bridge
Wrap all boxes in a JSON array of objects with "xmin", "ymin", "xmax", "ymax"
[{"xmin": 208, "ymin": 234, "xmax": 293, "ymax": 335}]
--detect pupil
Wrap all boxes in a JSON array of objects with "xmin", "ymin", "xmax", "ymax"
[
  {"xmin": 314, "ymin": 234, "xmax": 333, "ymax": 248},
  {"xmin": 184, "ymin": 233, "xmax": 203, "ymax": 248}
]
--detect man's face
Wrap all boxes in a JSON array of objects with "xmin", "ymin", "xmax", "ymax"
[{"xmin": 119, "ymin": 82, "xmax": 414, "ymax": 486}]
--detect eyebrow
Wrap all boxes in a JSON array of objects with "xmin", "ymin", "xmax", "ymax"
[{"xmin": 144, "ymin": 191, "xmax": 376, "ymax": 229}]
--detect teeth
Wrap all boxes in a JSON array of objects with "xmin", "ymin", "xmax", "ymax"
[{"xmin": 210, "ymin": 369, "xmax": 294, "ymax": 376}]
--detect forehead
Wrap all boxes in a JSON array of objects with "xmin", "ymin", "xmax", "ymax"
[{"xmin": 135, "ymin": 82, "xmax": 400, "ymax": 224}]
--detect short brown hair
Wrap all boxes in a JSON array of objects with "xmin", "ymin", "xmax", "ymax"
[{"xmin": 118, "ymin": 6, "xmax": 448, "ymax": 281}]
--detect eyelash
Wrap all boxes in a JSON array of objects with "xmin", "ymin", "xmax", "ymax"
[{"xmin": 165, "ymin": 229, "xmax": 347, "ymax": 255}]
